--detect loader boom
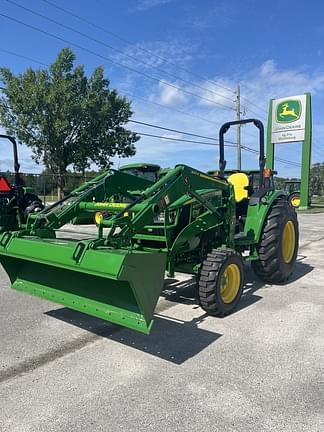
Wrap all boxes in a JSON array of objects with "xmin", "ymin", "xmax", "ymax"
[{"xmin": 27, "ymin": 169, "xmax": 154, "ymax": 231}]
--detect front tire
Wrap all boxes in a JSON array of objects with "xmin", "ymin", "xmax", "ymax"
[
  {"xmin": 198, "ymin": 248, "xmax": 244, "ymax": 316},
  {"xmin": 289, "ymin": 192, "xmax": 300, "ymax": 208},
  {"xmin": 252, "ymin": 197, "xmax": 299, "ymax": 283}
]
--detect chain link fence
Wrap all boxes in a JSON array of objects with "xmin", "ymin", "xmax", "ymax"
[
  {"xmin": 0, "ymin": 171, "xmax": 97, "ymax": 204},
  {"xmin": 2, "ymin": 170, "xmax": 324, "ymax": 208}
]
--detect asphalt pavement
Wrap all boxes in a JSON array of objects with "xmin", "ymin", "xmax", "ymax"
[{"xmin": 0, "ymin": 214, "xmax": 323, "ymax": 432}]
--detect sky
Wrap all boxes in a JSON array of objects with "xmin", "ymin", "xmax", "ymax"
[{"xmin": 1, "ymin": 0, "xmax": 324, "ymax": 177}]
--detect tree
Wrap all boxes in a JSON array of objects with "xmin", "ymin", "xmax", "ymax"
[
  {"xmin": 310, "ymin": 163, "xmax": 324, "ymax": 197},
  {"xmin": 0, "ymin": 48, "xmax": 139, "ymax": 197}
]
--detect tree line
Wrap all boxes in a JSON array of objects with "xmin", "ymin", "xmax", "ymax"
[{"xmin": 275, "ymin": 162, "xmax": 324, "ymax": 196}]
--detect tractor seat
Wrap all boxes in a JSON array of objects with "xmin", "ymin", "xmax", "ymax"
[{"xmin": 227, "ymin": 172, "xmax": 249, "ymax": 202}]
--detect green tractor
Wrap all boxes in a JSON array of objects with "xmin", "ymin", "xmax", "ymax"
[
  {"xmin": 118, "ymin": 162, "xmax": 160, "ymax": 182},
  {"xmin": 73, "ymin": 163, "xmax": 161, "ymax": 225},
  {"xmin": 0, "ymin": 119, "xmax": 299, "ymax": 334},
  {"xmin": 0, "ymin": 134, "xmax": 43, "ymax": 232},
  {"xmin": 284, "ymin": 180, "xmax": 301, "ymax": 208}
]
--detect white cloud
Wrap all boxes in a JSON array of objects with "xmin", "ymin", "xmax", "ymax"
[
  {"xmin": 112, "ymin": 39, "xmax": 195, "ymax": 75},
  {"xmin": 154, "ymin": 80, "xmax": 187, "ymax": 106},
  {"xmin": 242, "ymin": 60, "xmax": 324, "ymax": 103},
  {"xmin": 134, "ymin": 0, "xmax": 175, "ymax": 11},
  {"xmin": 190, "ymin": 80, "xmax": 235, "ymax": 108}
]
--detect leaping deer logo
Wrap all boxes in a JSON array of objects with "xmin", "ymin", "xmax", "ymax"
[{"xmin": 279, "ymin": 102, "xmax": 299, "ymax": 119}]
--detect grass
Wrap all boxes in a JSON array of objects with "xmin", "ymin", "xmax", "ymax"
[
  {"xmin": 293, "ymin": 195, "xmax": 324, "ymax": 213},
  {"xmin": 298, "ymin": 209, "xmax": 324, "ymax": 214},
  {"xmin": 312, "ymin": 196, "xmax": 324, "ymax": 205},
  {"xmin": 297, "ymin": 204, "xmax": 324, "ymax": 214}
]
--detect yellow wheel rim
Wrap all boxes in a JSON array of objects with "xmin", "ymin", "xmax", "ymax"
[
  {"xmin": 95, "ymin": 211, "xmax": 103, "ymax": 225},
  {"xmin": 291, "ymin": 197, "xmax": 300, "ymax": 207},
  {"xmin": 220, "ymin": 263, "xmax": 241, "ymax": 303},
  {"xmin": 281, "ymin": 220, "xmax": 296, "ymax": 263}
]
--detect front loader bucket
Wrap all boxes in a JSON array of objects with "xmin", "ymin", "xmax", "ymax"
[{"xmin": 0, "ymin": 236, "xmax": 167, "ymax": 334}]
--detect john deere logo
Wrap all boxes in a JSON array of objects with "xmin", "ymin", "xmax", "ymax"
[{"xmin": 276, "ymin": 100, "xmax": 301, "ymax": 123}]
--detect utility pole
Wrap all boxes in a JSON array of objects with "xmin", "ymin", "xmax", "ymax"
[{"xmin": 236, "ymin": 84, "xmax": 241, "ymax": 170}]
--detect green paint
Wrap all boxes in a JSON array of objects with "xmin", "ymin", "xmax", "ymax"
[
  {"xmin": 0, "ymin": 236, "xmax": 166, "ymax": 334},
  {"xmin": 266, "ymin": 99, "xmax": 274, "ymax": 170},
  {"xmin": 243, "ymin": 190, "xmax": 285, "ymax": 243},
  {"xmin": 300, "ymin": 93, "xmax": 312, "ymax": 209}
]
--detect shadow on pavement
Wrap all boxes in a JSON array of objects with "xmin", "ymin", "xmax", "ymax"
[
  {"xmin": 161, "ymin": 258, "xmax": 313, "ymax": 309},
  {"xmin": 46, "ymin": 257, "xmax": 313, "ymax": 365},
  {"xmin": 46, "ymin": 308, "xmax": 220, "ymax": 365}
]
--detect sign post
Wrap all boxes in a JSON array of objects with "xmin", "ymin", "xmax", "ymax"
[{"xmin": 266, "ymin": 93, "xmax": 312, "ymax": 209}]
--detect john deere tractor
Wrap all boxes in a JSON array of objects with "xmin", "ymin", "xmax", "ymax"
[
  {"xmin": 0, "ymin": 135, "xmax": 43, "ymax": 232},
  {"xmin": 284, "ymin": 180, "xmax": 301, "ymax": 208},
  {"xmin": 0, "ymin": 120, "xmax": 299, "ymax": 334}
]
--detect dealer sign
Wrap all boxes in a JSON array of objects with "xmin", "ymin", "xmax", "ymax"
[{"xmin": 271, "ymin": 94, "xmax": 306, "ymax": 143}]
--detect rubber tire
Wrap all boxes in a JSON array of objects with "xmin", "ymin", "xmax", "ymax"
[
  {"xmin": 198, "ymin": 248, "xmax": 244, "ymax": 316},
  {"xmin": 252, "ymin": 197, "xmax": 299, "ymax": 283},
  {"xmin": 23, "ymin": 193, "xmax": 44, "ymax": 214},
  {"xmin": 289, "ymin": 192, "xmax": 300, "ymax": 208}
]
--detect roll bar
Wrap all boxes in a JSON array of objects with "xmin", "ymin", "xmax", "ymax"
[
  {"xmin": 218, "ymin": 119, "xmax": 266, "ymax": 177},
  {"xmin": 0, "ymin": 134, "xmax": 20, "ymax": 186}
]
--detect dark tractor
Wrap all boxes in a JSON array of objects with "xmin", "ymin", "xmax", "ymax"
[
  {"xmin": 284, "ymin": 180, "xmax": 301, "ymax": 208},
  {"xmin": 0, "ymin": 135, "xmax": 43, "ymax": 232}
]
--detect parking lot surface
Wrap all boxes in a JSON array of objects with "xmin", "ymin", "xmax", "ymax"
[{"xmin": 0, "ymin": 214, "xmax": 323, "ymax": 432}]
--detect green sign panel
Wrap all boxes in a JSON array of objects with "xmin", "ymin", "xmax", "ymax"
[{"xmin": 276, "ymin": 100, "xmax": 301, "ymax": 123}]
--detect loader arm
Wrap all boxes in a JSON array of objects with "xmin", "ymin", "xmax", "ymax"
[
  {"xmin": 27, "ymin": 169, "xmax": 154, "ymax": 231},
  {"xmin": 93, "ymin": 165, "xmax": 232, "ymax": 248}
]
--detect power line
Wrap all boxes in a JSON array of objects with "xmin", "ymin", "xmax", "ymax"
[
  {"xmin": 0, "ymin": 10, "xmax": 235, "ymax": 111},
  {"xmin": 134, "ymin": 129, "xmax": 301, "ymax": 167},
  {"xmin": 41, "ymin": 0, "xmax": 236, "ymax": 95},
  {"xmin": 123, "ymin": 90, "xmax": 223, "ymax": 127},
  {"xmin": 39, "ymin": 0, "xmax": 271, "ymax": 119},
  {"xmin": 3, "ymin": 1, "xmax": 274, "ymax": 124},
  {"xmin": 0, "ymin": 47, "xmax": 301, "ymax": 169},
  {"xmin": 240, "ymin": 95, "xmax": 269, "ymax": 116},
  {"xmin": 1, "ymin": 4, "xmax": 271, "ymax": 123},
  {"xmin": 0, "ymin": 48, "xmax": 48, "ymax": 67},
  {"xmin": 0, "ymin": 50, "xmax": 224, "ymax": 128},
  {"xmin": 133, "ymin": 131, "xmax": 234, "ymax": 147},
  {"xmin": 239, "ymin": 83, "xmax": 271, "ymax": 114},
  {"xmin": 5, "ymin": 0, "xmax": 236, "ymax": 106},
  {"xmin": 38, "ymin": 0, "xmax": 322, "ymax": 126},
  {"xmin": 129, "ymin": 120, "xmax": 220, "ymax": 142},
  {"xmin": 129, "ymin": 120, "xmax": 300, "ymax": 168},
  {"xmin": 240, "ymin": 145, "xmax": 301, "ymax": 167}
]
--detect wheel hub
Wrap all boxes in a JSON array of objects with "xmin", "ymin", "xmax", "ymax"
[
  {"xmin": 220, "ymin": 263, "xmax": 240, "ymax": 303},
  {"xmin": 282, "ymin": 220, "xmax": 296, "ymax": 263}
]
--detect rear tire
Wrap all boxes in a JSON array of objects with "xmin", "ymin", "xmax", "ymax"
[
  {"xmin": 198, "ymin": 248, "xmax": 244, "ymax": 316},
  {"xmin": 23, "ymin": 193, "xmax": 44, "ymax": 215},
  {"xmin": 252, "ymin": 198, "xmax": 298, "ymax": 283}
]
